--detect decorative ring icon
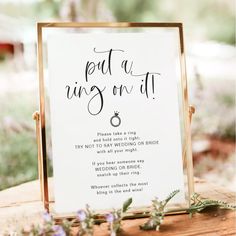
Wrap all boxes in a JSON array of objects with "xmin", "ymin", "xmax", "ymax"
[{"xmin": 110, "ymin": 111, "xmax": 121, "ymax": 127}]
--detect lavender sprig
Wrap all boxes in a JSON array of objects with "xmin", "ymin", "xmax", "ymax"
[
  {"xmin": 19, "ymin": 191, "xmax": 236, "ymax": 235},
  {"xmin": 76, "ymin": 205, "xmax": 95, "ymax": 236},
  {"xmin": 106, "ymin": 198, "xmax": 132, "ymax": 236},
  {"xmin": 22, "ymin": 212, "xmax": 68, "ymax": 236}
]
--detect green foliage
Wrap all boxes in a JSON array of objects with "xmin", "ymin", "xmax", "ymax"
[
  {"xmin": 6, "ymin": 192, "xmax": 236, "ymax": 235},
  {"xmin": 0, "ymin": 92, "xmax": 38, "ymax": 190},
  {"xmin": 188, "ymin": 193, "xmax": 236, "ymax": 218},
  {"xmin": 106, "ymin": 197, "xmax": 132, "ymax": 235},
  {"xmin": 215, "ymin": 90, "xmax": 235, "ymax": 140},
  {"xmin": 106, "ymin": 0, "xmax": 156, "ymax": 22},
  {"xmin": 106, "ymin": 0, "xmax": 235, "ymax": 45},
  {"xmin": 140, "ymin": 190, "xmax": 180, "ymax": 231},
  {"xmin": 34, "ymin": 0, "xmax": 63, "ymax": 19},
  {"xmin": 164, "ymin": 190, "xmax": 180, "ymax": 205},
  {"xmin": 21, "ymin": 212, "xmax": 73, "ymax": 236},
  {"xmin": 77, "ymin": 205, "xmax": 95, "ymax": 236},
  {"xmin": 122, "ymin": 197, "xmax": 132, "ymax": 212},
  {"xmin": 0, "ymin": 131, "xmax": 37, "ymax": 190},
  {"xmin": 0, "ymin": 0, "xmax": 234, "ymax": 44},
  {"xmin": 192, "ymin": 79, "xmax": 235, "ymax": 140}
]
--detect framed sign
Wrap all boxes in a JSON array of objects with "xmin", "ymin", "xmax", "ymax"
[{"xmin": 36, "ymin": 22, "xmax": 194, "ymax": 215}]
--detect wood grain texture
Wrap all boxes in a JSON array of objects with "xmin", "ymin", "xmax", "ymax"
[
  {"xmin": 0, "ymin": 178, "xmax": 235, "ymax": 235},
  {"xmin": 91, "ymin": 210, "xmax": 236, "ymax": 236}
]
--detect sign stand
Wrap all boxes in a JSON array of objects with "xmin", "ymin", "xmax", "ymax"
[
  {"xmin": 34, "ymin": 22, "xmax": 195, "ymax": 214},
  {"xmin": 33, "ymin": 111, "xmax": 49, "ymax": 210}
]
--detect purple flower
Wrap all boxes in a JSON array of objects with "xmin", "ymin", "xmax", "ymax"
[
  {"xmin": 77, "ymin": 209, "xmax": 87, "ymax": 221},
  {"xmin": 106, "ymin": 213, "xmax": 114, "ymax": 223},
  {"xmin": 52, "ymin": 225, "xmax": 66, "ymax": 236},
  {"xmin": 43, "ymin": 212, "xmax": 52, "ymax": 222}
]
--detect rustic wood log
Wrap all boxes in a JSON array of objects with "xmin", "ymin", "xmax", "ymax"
[{"xmin": 0, "ymin": 178, "xmax": 235, "ymax": 235}]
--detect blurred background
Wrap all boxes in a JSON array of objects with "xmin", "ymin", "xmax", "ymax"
[{"xmin": 0, "ymin": 0, "xmax": 235, "ymax": 191}]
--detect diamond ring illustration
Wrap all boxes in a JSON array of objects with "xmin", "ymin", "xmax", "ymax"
[{"xmin": 110, "ymin": 111, "xmax": 121, "ymax": 127}]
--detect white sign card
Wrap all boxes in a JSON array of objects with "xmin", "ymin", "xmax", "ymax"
[{"xmin": 47, "ymin": 30, "xmax": 186, "ymax": 213}]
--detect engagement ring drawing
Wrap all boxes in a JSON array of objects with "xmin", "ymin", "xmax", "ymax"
[{"xmin": 110, "ymin": 111, "xmax": 121, "ymax": 127}]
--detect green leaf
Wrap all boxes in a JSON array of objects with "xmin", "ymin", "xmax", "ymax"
[
  {"xmin": 188, "ymin": 194, "xmax": 236, "ymax": 216},
  {"xmin": 163, "ymin": 189, "xmax": 180, "ymax": 206},
  {"xmin": 122, "ymin": 198, "xmax": 132, "ymax": 213}
]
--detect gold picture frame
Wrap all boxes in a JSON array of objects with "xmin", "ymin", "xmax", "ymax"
[{"xmin": 35, "ymin": 22, "xmax": 194, "ymax": 214}]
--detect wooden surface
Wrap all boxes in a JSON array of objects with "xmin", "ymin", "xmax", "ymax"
[{"xmin": 0, "ymin": 178, "xmax": 235, "ymax": 235}]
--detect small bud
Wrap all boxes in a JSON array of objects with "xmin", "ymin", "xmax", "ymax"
[
  {"xmin": 106, "ymin": 213, "xmax": 114, "ymax": 223},
  {"xmin": 43, "ymin": 212, "xmax": 52, "ymax": 222},
  {"xmin": 77, "ymin": 210, "xmax": 87, "ymax": 221},
  {"xmin": 52, "ymin": 225, "xmax": 66, "ymax": 236}
]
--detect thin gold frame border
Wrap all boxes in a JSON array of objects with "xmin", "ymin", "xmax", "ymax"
[{"xmin": 37, "ymin": 22, "xmax": 194, "ymax": 213}]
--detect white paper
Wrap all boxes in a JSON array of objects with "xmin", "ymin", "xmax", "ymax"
[{"xmin": 47, "ymin": 31, "xmax": 186, "ymax": 213}]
